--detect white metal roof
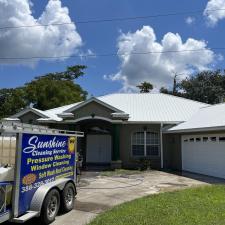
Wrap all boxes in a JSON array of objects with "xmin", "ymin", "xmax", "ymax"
[
  {"xmin": 45, "ymin": 93, "xmax": 207, "ymax": 123},
  {"xmin": 169, "ymin": 103, "xmax": 225, "ymax": 132},
  {"xmin": 97, "ymin": 93, "xmax": 208, "ymax": 123},
  {"xmin": 43, "ymin": 102, "xmax": 81, "ymax": 121},
  {"xmin": 7, "ymin": 93, "xmax": 208, "ymax": 123}
]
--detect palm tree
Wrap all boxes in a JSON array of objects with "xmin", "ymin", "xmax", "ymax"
[{"xmin": 137, "ymin": 81, "xmax": 153, "ymax": 93}]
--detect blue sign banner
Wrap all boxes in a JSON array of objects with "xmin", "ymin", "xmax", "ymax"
[{"xmin": 18, "ymin": 133, "xmax": 76, "ymax": 215}]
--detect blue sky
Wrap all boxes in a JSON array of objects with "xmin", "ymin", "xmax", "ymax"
[{"xmin": 0, "ymin": 0, "xmax": 225, "ymax": 96}]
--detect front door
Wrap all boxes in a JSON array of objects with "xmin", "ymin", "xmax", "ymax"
[{"xmin": 86, "ymin": 135, "xmax": 112, "ymax": 163}]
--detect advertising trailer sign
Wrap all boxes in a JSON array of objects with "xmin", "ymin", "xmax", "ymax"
[{"xmin": 18, "ymin": 133, "xmax": 76, "ymax": 215}]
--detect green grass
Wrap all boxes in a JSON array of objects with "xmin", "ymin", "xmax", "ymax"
[
  {"xmin": 88, "ymin": 185, "xmax": 225, "ymax": 225},
  {"xmin": 100, "ymin": 169, "xmax": 142, "ymax": 177}
]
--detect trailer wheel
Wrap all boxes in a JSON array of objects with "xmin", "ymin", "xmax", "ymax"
[
  {"xmin": 41, "ymin": 189, "xmax": 60, "ymax": 225},
  {"xmin": 61, "ymin": 183, "xmax": 75, "ymax": 213}
]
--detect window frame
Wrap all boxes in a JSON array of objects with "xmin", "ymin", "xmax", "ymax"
[
  {"xmin": 131, "ymin": 131, "xmax": 145, "ymax": 157},
  {"xmin": 131, "ymin": 130, "xmax": 160, "ymax": 158}
]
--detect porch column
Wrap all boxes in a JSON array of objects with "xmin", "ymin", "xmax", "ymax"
[
  {"xmin": 160, "ymin": 123, "xmax": 164, "ymax": 169},
  {"xmin": 112, "ymin": 124, "xmax": 120, "ymax": 161}
]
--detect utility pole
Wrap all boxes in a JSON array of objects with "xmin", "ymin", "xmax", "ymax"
[
  {"xmin": 173, "ymin": 73, "xmax": 178, "ymax": 94},
  {"xmin": 172, "ymin": 72, "xmax": 184, "ymax": 94}
]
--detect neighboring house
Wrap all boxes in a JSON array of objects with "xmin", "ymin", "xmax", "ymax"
[
  {"xmin": 167, "ymin": 103, "xmax": 225, "ymax": 179},
  {"xmin": 5, "ymin": 93, "xmax": 208, "ymax": 172}
]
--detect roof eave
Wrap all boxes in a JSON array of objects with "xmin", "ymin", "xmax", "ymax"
[
  {"xmin": 164, "ymin": 126, "xmax": 225, "ymax": 134},
  {"xmin": 11, "ymin": 107, "xmax": 49, "ymax": 119},
  {"xmin": 123, "ymin": 121, "xmax": 183, "ymax": 124}
]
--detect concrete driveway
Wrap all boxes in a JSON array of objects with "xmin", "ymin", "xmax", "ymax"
[{"xmin": 4, "ymin": 170, "xmax": 225, "ymax": 225}]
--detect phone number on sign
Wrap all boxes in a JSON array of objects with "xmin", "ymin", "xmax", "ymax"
[{"xmin": 21, "ymin": 177, "xmax": 55, "ymax": 193}]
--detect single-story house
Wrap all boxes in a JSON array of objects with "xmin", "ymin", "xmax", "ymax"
[{"xmin": 5, "ymin": 93, "xmax": 211, "ymax": 172}]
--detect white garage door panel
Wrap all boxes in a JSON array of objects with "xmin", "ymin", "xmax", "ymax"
[{"xmin": 182, "ymin": 135, "xmax": 225, "ymax": 179}]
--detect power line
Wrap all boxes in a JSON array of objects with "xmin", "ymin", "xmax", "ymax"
[
  {"xmin": 0, "ymin": 8, "xmax": 225, "ymax": 30},
  {"xmin": 1, "ymin": 47, "xmax": 225, "ymax": 61}
]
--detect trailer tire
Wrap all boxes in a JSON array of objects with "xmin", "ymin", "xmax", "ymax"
[
  {"xmin": 61, "ymin": 183, "xmax": 75, "ymax": 213},
  {"xmin": 40, "ymin": 189, "xmax": 60, "ymax": 225}
]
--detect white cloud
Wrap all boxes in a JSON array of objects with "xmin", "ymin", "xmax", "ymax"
[
  {"xmin": 107, "ymin": 26, "xmax": 216, "ymax": 92},
  {"xmin": 0, "ymin": 0, "xmax": 82, "ymax": 65},
  {"xmin": 185, "ymin": 16, "xmax": 195, "ymax": 25},
  {"xmin": 204, "ymin": 0, "xmax": 225, "ymax": 26}
]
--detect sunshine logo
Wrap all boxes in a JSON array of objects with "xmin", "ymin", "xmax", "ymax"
[{"xmin": 68, "ymin": 137, "xmax": 76, "ymax": 154}]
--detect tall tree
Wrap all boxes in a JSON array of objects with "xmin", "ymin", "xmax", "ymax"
[
  {"xmin": 0, "ymin": 88, "xmax": 27, "ymax": 119},
  {"xmin": 137, "ymin": 81, "xmax": 153, "ymax": 93},
  {"xmin": 160, "ymin": 70, "xmax": 225, "ymax": 104},
  {"xmin": 178, "ymin": 70, "xmax": 225, "ymax": 104},
  {"xmin": 0, "ymin": 65, "xmax": 88, "ymax": 118},
  {"xmin": 25, "ymin": 65, "xmax": 88, "ymax": 110}
]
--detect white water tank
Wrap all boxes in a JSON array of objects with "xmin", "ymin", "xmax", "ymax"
[{"xmin": 0, "ymin": 167, "xmax": 14, "ymax": 182}]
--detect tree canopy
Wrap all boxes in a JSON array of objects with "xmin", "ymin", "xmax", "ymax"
[
  {"xmin": 160, "ymin": 70, "xmax": 225, "ymax": 104},
  {"xmin": 137, "ymin": 81, "xmax": 153, "ymax": 93},
  {"xmin": 0, "ymin": 65, "xmax": 87, "ymax": 119},
  {"xmin": 0, "ymin": 87, "xmax": 27, "ymax": 119}
]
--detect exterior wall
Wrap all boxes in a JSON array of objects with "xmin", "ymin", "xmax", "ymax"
[
  {"xmin": 71, "ymin": 102, "xmax": 115, "ymax": 120},
  {"xmin": 119, "ymin": 124, "xmax": 161, "ymax": 169},
  {"xmin": 19, "ymin": 112, "xmax": 41, "ymax": 125},
  {"xmin": 163, "ymin": 134, "xmax": 182, "ymax": 170}
]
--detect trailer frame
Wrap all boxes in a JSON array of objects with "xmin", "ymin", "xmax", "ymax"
[{"xmin": 0, "ymin": 122, "xmax": 84, "ymax": 224}]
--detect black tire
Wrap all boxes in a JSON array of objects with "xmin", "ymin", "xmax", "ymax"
[
  {"xmin": 61, "ymin": 183, "xmax": 75, "ymax": 213},
  {"xmin": 40, "ymin": 189, "xmax": 60, "ymax": 225}
]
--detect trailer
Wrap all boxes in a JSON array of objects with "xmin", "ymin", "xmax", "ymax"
[{"xmin": 0, "ymin": 122, "xmax": 84, "ymax": 224}]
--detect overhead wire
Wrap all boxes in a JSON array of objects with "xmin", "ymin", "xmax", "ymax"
[
  {"xmin": 1, "ymin": 47, "xmax": 225, "ymax": 60},
  {"xmin": 0, "ymin": 8, "xmax": 224, "ymax": 30},
  {"xmin": 0, "ymin": 8, "xmax": 224, "ymax": 61}
]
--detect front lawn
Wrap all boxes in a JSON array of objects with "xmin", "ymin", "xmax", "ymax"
[{"xmin": 88, "ymin": 185, "xmax": 225, "ymax": 225}]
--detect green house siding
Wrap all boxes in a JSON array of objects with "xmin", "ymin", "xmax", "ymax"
[
  {"xmin": 163, "ymin": 134, "xmax": 182, "ymax": 170},
  {"xmin": 19, "ymin": 112, "xmax": 41, "ymax": 125},
  {"xmin": 71, "ymin": 101, "xmax": 115, "ymax": 120}
]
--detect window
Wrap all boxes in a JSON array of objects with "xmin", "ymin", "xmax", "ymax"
[
  {"xmin": 219, "ymin": 137, "xmax": 225, "ymax": 142},
  {"xmin": 196, "ymin": 137, "xmax": 201, "ymax": 142},
  {"xmin": 189, "ymin": 138, "xmax": 194, "ymax": 142},
  {"xmin": 210, "ymin": 137, "xmax": 217, "ymax": 142},
  {"xmin": 132, "ymin": 132, "xmax": 145, "ymax": 156},
  {"xmin": 132, "ymin": 131, "xmax": 160, "ymax": 157},
  {"xmin": 203, "ymin": 137, "xmax": 208, "ymax": 142}
]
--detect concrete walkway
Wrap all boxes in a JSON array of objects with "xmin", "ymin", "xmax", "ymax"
[{"xmin": 5, "ymin": 170, "xmax": 225, "ymax": 225}]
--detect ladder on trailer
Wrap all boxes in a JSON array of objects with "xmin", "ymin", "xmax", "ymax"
[
  {"xmin": 0, "ymin": 121, "xmax": 84, "ymax": 136},
  {"xmin": 0, "ymin": 121, "xmax": 83, "ymax": 167}
]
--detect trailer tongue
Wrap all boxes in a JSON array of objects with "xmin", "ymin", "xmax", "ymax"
[{"xmin": 0, "ymin": 122, "xmax": 83, "ymax": 224}]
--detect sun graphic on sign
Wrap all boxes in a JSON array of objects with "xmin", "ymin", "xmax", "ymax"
[{"xmin": 68, "ymin": 137, "xmax": 76, "ymax": 154}]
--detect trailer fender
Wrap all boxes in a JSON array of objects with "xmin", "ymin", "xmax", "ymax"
[{"xmin": 30, "ymin": 178, "xmax": 75, "ymax": 215}]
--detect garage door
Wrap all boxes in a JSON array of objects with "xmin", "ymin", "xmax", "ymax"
[
  {"xmin": 86, "ymin": 135, "xmax": 112, "ymax": 163},
  {"xmin": 182, "ymin": 134, "xmax": 225, "ymax": 179}
]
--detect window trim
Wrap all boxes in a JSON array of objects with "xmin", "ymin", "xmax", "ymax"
[{"xmin": 131, "ymin": 130, "xmax": 160, "ymax": 158}]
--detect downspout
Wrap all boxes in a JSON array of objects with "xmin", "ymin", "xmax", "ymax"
[{"xmin": 160, "ymin": 123, "xmax": 164, "ymax": 169}]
